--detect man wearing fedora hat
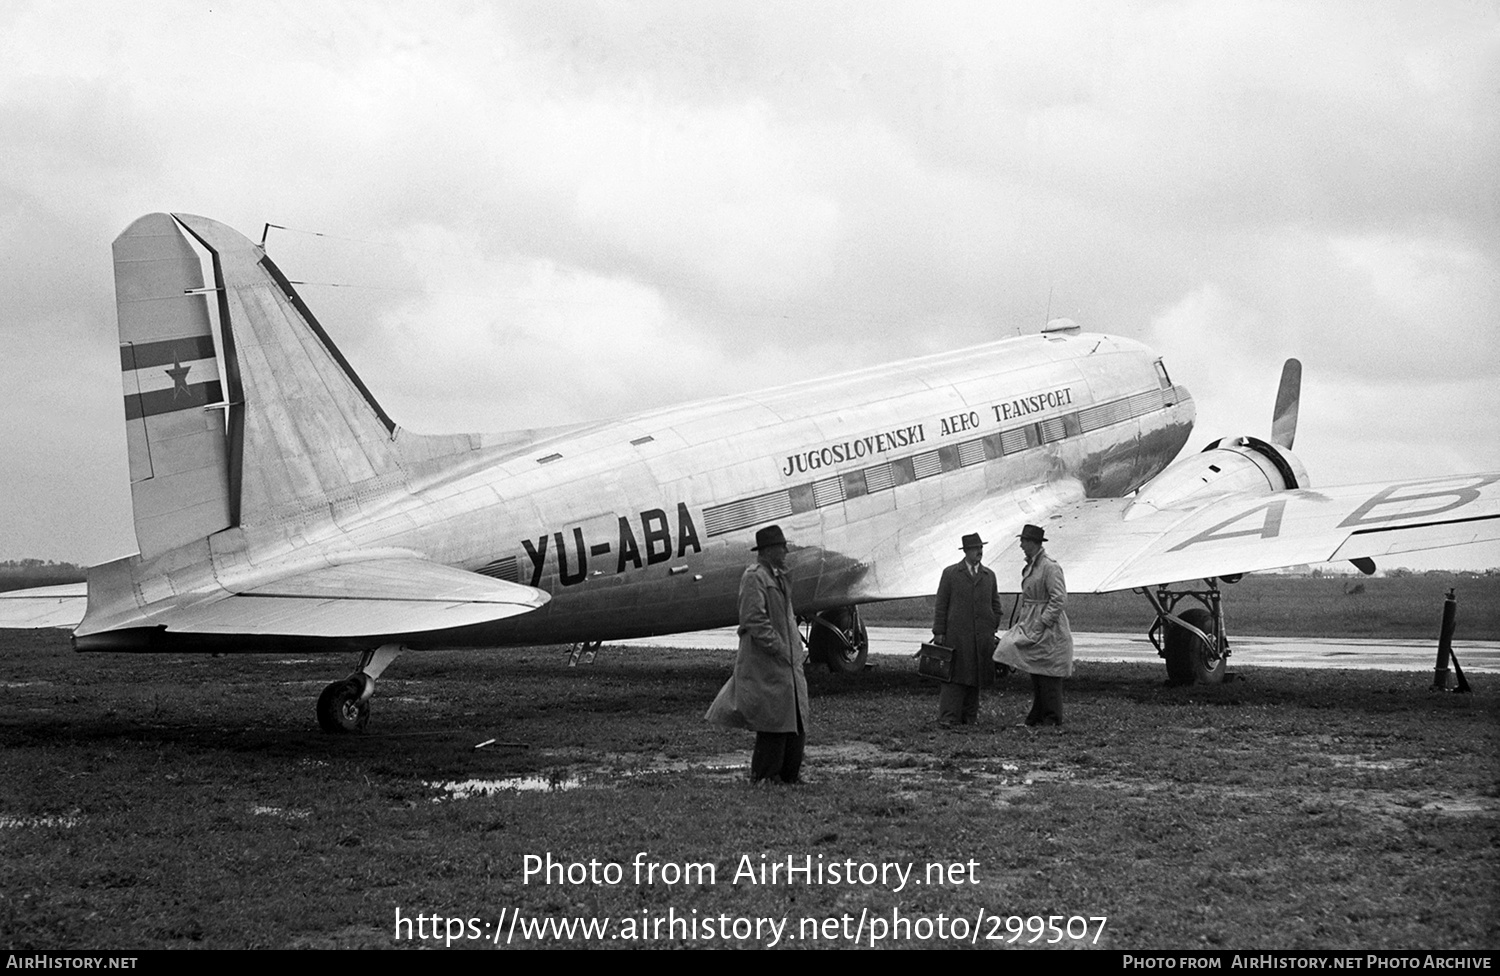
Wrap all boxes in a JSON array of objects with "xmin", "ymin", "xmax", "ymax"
[
  {"xmin": 1010, "ymin": 523, "xmax": 1074, "ymax": 726},
  {"xmin": 931, "ymin": 532, "xmax": 1004, "ymax": 727},
  {"xmin": 705, "ymin": 524, "xmax": 811, "ymax": 783}
]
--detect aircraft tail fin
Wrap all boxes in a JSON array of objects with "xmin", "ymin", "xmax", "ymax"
[
  {"xmin": 76, "ymin": 213, "xmax": 547, "ymax": 646},
  {"xmin": 114, "ymin": 213, "xmax": 417, "ymax": 561}
]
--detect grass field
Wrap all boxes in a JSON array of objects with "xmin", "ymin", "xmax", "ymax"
[
  {"xmin": 864, "ymin": 572, "xmax": 1500, "ymax": 640},
  {"xmin": 1, "ymin": 629, "xmax": 1495, "ymax": 950}
]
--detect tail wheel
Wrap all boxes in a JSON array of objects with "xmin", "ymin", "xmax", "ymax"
[
  {"xmin": 1163, "ymin": 606, "xmax": 1226, "ymax": 686},
  {"xmin": 808, "ymin": 606, "xmax": 869, "ymax": 674},
  {"xmin": 317, "ymin": 676, "xmax": 371, "ymax": 733}
]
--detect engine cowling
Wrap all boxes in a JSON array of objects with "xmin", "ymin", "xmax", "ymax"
[{"xmin": 1125, "ymin": 435, "xmax": 1308, "ymax": 519}]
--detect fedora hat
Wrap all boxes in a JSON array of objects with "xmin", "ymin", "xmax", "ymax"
[
  {"xmin": 959, "ymin": 533, "xmax": 986, "ymax": 549},
  {"xmin": 752, "ymin": 524, "xmax": 789, "ymax": 550},
  {"xmin": 1018, "ymin": 524, "xmax": 1047, "ymax": 543}
]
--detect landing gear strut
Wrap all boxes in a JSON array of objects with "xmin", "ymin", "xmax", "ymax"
[
  {"xmin": 317, "ymin": 643, "xmax": 403, "ymax": 733},
  {"xmin": 805, "ymin": 605, "xmax": 869, "ymax": 673},
  {"xmin": 1141, "ymin": 580, "xmax": 1230, "ymax": 685}
]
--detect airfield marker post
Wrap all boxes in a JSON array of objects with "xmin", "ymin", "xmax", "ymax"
[{"xmin": 1430, "ymin": 588, "xmax": 1470, "ymax": 693}]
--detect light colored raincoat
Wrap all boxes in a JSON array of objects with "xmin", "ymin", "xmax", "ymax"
[
  {"xmin": 1004, "ymin": 548, "xmax": 1074, "ymax": 678},
  {"xmin": 705, "ymin": 562, "xmax": 809, "ymax": 733}
]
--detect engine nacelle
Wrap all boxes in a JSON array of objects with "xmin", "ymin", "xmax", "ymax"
[{"xmin": 1125, "ymin": 435, "xmax": 1308, "ymax": 518}]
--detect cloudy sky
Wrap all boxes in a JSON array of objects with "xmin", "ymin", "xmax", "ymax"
[{"xmin": 2, "ymin": 1, "xmax": 1496, "ymax": 572}]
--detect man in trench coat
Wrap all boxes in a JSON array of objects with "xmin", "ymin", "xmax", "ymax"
[
  {"xmin": 705, "ymin": 524, "xmax": 810, "ymax": 783},
  {"xmin": 931, "ymin": 532, "xmax": 1004, "ymax": 726},
  {"xmin": 1013, "ymin": 523, "xmax": 1074, "ymax": 726}
]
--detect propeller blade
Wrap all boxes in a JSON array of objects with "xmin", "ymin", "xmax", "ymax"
[{"xmin": 1271, "ymin": 358, "xmax": 1301, "ymax": 449}]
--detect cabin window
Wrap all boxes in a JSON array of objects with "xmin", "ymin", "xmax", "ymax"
[
  {"xmin": 863, "ymin": 464, "xmax": 894, "ymax": 492},
  {"xmin": 912, "ymin": 450, "xmax": 943, "ymax": 479},
  {"xmin": 812, "ymin": 476, "xmax": 844, "ymax": 508}
]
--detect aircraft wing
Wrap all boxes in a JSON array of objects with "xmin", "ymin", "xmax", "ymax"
[
  {"xmin": 0, "ymin": 583, "xmax": 89, "ymax": 629},
  {"xmin": 848, "ymin": 473, "xmax": 1500, "ymax": 598},
  {"xmin": 1044, "ymin": 472, "xmax": 1500, "ymax": 592},
  {"xmin": 62, "ymin": 558, "xmax": 550, "ymax": 639},
  {"xmin": 847, "ymin": 479, "xmax": 1091, "ymax": 599}
]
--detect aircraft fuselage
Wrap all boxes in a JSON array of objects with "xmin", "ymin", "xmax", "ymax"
[{"xmin": 365, "ymin": 330, "xmax": 1194, "ymax": 647}]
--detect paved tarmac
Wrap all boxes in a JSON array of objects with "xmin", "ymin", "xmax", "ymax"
[{"xmin": 618, "ymin": 626, "xmax": 1500, "ymax": 674}]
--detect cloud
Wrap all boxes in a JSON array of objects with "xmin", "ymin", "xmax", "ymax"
[{"xmin": 0, "ymin": 1, "xmax": 1495, "ymax": 570}]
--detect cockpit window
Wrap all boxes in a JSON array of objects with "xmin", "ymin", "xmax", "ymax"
[{"xmin": 1154, "ymin": 360, "xmax": 1172, "ymax": 389}]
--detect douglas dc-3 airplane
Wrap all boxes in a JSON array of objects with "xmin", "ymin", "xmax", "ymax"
[{"xmin": 3, "ymin": 213, "xmax": 1498, "ymax": 732}]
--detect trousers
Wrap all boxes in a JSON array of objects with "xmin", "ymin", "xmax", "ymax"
[
  {"xmin": 750, "ymin": 716, "xmax": 805, "ymax": 783},
  {"xmin": 1025, "ymin": 673, "xmax": 1064, "ymax": 726},
  {"xmin": 937, "ymin": 681, "xmax": 980, "ymax": 724}
]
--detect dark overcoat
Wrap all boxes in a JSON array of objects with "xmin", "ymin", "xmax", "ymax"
[
  {"xmin": 933, "ymin": 559, "xmax": 1004, "ymax": 688},
  {"xmin": 705, "ymin": 561, "xmax": 809, "ymax": 733}
]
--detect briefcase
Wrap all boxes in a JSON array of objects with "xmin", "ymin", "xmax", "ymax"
[{"xmin": 917, "ymin": 641, "xmax": 954, "ymax": 681}]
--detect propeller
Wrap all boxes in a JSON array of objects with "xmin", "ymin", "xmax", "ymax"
[
  {"xmin": 1271, "ymin": 358, "xmax": 1301, "ymax": 449},
  {"xmin": 1266, "ymin": 357, "xmax": 1367, "ymax": 574}
]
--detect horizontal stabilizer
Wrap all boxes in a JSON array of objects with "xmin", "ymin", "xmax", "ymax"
[
  {"xmin": 76, "ymin": 557, "xmax": 550, "ymax": 640},
  {"xmin": 161, "ymin": 559, "xmax": 547, "ymax": 637},
  {"xmin": 0, "ymin": 584, "xmax": 89, "ymax": 629}
]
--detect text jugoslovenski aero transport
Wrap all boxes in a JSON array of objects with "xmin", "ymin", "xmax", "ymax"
[{"xmin": 778, "ymin": 386, "xmax": 1075, "ymax": 477}]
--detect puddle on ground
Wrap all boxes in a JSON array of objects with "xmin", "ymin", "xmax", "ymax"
[
  {"xmin": 1320, "ymin": 753, "xmax": 1418, "ymax": 771},
  {"xmin": 430, "ymin": 773, "xmax": 587, "ymax": 799},
  {"xmin": 252, "ymin": 805, "xmax": 311, "ymax": 820},
  {"xmin": 0, "ymin": 814, "xmax": 80, "ymax": 829},
  {"xmin": 424, "ymin": 742, "xmax": 1057, "ymax": 803},
  {"xmin": 428, "ymin": 761, "xmax": 749, "ymax": 801},
  {"xmin": 424, "ymin": 741, "xmax": 1069, "ymax": 803}
]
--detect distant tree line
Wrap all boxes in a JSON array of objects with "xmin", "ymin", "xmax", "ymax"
[
  {"xmin": 1307, "ymin": 566, "xmax": 1499, "ymax": 578},
  {"xmin": 0, "ymin": 559, "xmax": 87, "ymax": 592}
]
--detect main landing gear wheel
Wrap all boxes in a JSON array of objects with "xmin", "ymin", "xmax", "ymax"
[
  {"xmin": 317, "ymin": 675, "xmax": 371, "ymax": 733},
  {"xmin": 808, "ymin": 606, "xmax": 869, "ymax": 674},
  {"xmin": 1164, "ymin": 606, "xmax": 1227, "ymax": 686}
]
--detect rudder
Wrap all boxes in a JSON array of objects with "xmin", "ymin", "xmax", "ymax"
[{"xmin": 115, "ymin": 214, "xmax": 233, "ymax": 559}]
